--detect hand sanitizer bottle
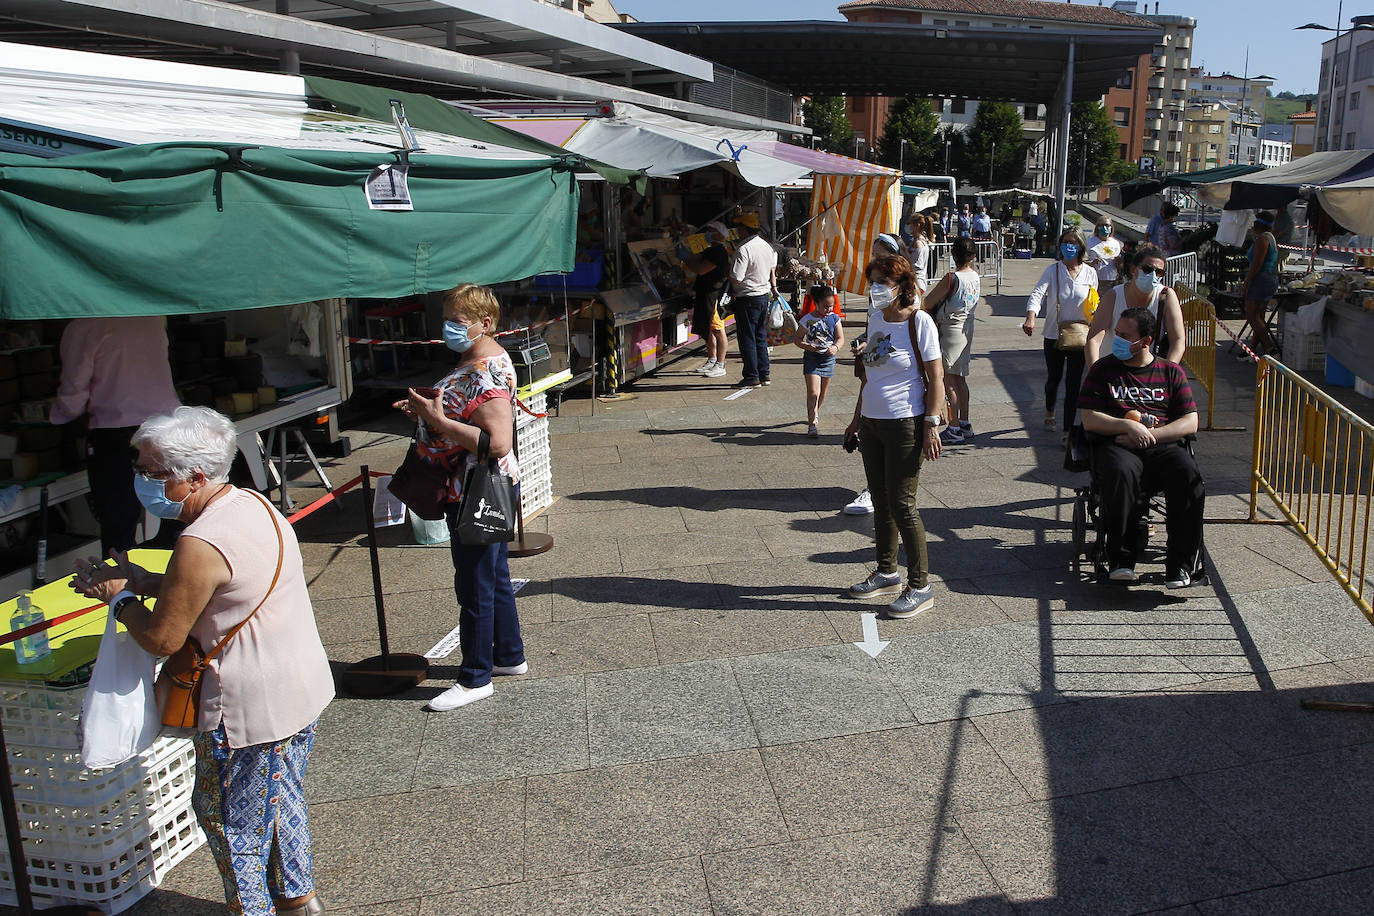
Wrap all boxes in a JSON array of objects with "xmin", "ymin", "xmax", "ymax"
[{"xmin": 11, "ymin": 591, "xmax": 50, "ymax": 665}]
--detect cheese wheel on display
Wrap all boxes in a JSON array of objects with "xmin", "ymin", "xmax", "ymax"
[
  {"xmin": 231, "ymin": 392, "xmax": 257, "ymax": 415},
  {"xmin": 256, "ymin": 386, "xmax": 278, "ymax": 406},
  {"xmin": 215, "ymin": 395, "xmax": 237, "ymax": 417}
]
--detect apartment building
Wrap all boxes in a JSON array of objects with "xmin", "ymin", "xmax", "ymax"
[
  {"xmin": 1316, "ymin": 14, "xmax": 1374, "ymax": 151},
  {"xmin": 1182, "ymin": 99, "xmax": 1227, "ymax": 170},
  {"xmin": 1289, "ymin": 104, "xmax": 1318, "ymax": 159},
  {"xmin": 1188, "ymin": 72, "xmax": 1270, "ymax": 166},
  {"xmin": 1138, "ymin": 12, "xmax": 1196, "ymax": 174}
]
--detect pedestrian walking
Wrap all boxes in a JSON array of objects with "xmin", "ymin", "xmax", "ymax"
[
  {"xmin": 1023, "ymin": 229, "xmax": 1098, "ymax": 432},
  {"xmin": 924, "ymin": 237, "xmax": 980, "ymax": 444},
  {"xmin": 794, "ymin": 285, "xmax": 844, "ymax": 438},
  {"xmin": 845, "ymin": 254, "xmax": 944, "ymax": 619}
]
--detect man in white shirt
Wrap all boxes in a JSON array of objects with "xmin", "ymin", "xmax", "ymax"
[{"xmin": 728, "ymin": 220, "xmax": 778, "ymax": 387}]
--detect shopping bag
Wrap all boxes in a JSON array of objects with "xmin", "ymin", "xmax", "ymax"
[
  {"xmin": 372, "ymin": 474, "xmax": 407, "ymax": 528},
  {"xmin": 409, "ymin": 509, "xmax": 451, "ymax": 545},
  {"xmin": 389, "ymin": 435, "xmax": 451, "ymax": 521},
  {"xmin": 455, "ymin": 432, "xmax": 518, "ymax": 545},
  {"xmin": 767, "ymin": 294, "xmax": 787, "ymax": 330},
  {"xmin": 81, "ymin": 609, "xmax": 160, "ymax": 769}
]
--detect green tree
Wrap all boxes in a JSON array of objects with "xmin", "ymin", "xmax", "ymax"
[
  {"xmin": 801, "ymin": 96, "xmax": 853, "ymax": 154},
  {"xmin": 1105, "ymin": 158, "xmax": 1140, "ymax": 183},
  {"xmin": 1067, "ymin": 101, "xmax": 1121, "ymax": 190},
  {"xmin": 877, "ymin": 97, "xmax": 941, "ymax": 171},
  {"xmin": 963, "ymin": 100, "xmax": 1025, "ymax": 188}
]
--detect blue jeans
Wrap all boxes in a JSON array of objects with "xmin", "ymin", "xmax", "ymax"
[
  {"xmin": 445, "ymin": 504, "xmax": 524, "ymax": 688},
  {"xmin": 732, "ymin": 293, "xmax": 771, "ymax": 384}
]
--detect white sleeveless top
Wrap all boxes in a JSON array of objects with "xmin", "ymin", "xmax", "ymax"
[
  {"xmin": 184, "ymin": 488, "xmax": 334, "ymax": 748},
  {"xmin": 1107, "ymin": 284, "xmax": 1165, "ymax": 355}
]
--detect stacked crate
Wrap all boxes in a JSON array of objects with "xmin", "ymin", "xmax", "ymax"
[
  {"xmin": 0, "ymin": 676, "xmax": 203, "ymax": 913},
  {"xmin": 516, "ymin": 393, "xmax": 553, "ymax": 518}
]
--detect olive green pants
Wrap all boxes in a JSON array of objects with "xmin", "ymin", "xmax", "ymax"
[{"xmin": 859, "ymin": 416, "xmax": 930, "ymax": 588}]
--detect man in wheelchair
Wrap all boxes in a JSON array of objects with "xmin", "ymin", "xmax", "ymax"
[{"xmin": 1077, "ymin": 306, "xmax": 1205, "ymax": 588}]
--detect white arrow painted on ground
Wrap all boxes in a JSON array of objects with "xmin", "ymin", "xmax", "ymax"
[{"xmin": 853, "ymin": 612, "xmax": 889, "ymax": 658}]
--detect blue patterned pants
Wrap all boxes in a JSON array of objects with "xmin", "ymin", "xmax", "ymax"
[{"xmin": 192, "ymin": 720, "xmax": 318, "ymax": 916}]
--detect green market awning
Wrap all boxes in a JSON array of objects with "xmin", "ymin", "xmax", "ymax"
[
  {"xmin": 304, "ymin": 77, "xmax": 641, "ymax": 189},
  {"xmin": 0, "ymin": 143, "xmax": 578, "ymax": 320},
  {"xmin": 1118, "ymin": 164, "xmax": 1265, "ymax": 208}
]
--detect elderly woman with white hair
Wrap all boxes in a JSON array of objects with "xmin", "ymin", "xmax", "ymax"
[{"xmin": 72, "ymin": 406, "xmax": 334, "ymax": 916}]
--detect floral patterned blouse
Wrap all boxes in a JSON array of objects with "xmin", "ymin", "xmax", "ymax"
[{"xmin": 416, "ymin": 352, "xmax": 521, "ymax": 502}]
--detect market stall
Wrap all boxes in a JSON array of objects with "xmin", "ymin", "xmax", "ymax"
[{"xmin": 488, "ymin": 101, "xmax": 895, "ymax": 389}]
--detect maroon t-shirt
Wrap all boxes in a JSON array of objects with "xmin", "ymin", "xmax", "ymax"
[{"xmin": 1077, "ymin": 356, "xmax": 1196, "ymax": 428}]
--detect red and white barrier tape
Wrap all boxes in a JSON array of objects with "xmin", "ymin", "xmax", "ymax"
[
  {"xmin": 350, "ymin": 303, "xmax": 592, "ymax": 347},
  {"xmin": 1210, "ymin": 304, "xmax": 1262, "ymax": 363},
  {"xmin": 1277, "ymin": 242, "xmax": 1374, "ymax": 256}
]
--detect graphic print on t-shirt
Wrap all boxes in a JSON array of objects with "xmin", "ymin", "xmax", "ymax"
[
  {"xmin": 862, "ymin": 332, "xmax": 896, "ymax": 367},
  {"xmin": 800, "ymin": 314, "xmax": 836, "ymax": 351}
]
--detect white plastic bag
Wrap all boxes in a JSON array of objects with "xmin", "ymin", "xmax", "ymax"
[
  {"xmin": 1216, "ymin": 209, "xmax": 1254, "ymax": 248},
  {"xmin": 1293, "ymin": 296, "xmax": 1327, "ymax": 336},
  {"xmin": 372, "ymin": 474, "xmax": 407, "ymax": 528},
  {"xmin": 768, "ymin": 294, "xmax": 787, "ymax": 330},
  {"xmin": 81, "ymin": 609, "xmax": 160, "ymax": 769},
  {"xmin": 409, "ymin": 509, "xmax": 450, "ymax": 545}
]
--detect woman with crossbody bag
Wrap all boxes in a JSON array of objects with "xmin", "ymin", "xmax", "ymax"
[
  {"xmin": 1022, "ymin": 228, "xmax": 1098, "ymax": 432},
  {"xmin": 72, "ymin": 406, "xmax": 334, "ymax": 916},
  {"xmin": 844, "ymin": 253, "xmax": 945, "ymax": 620}
]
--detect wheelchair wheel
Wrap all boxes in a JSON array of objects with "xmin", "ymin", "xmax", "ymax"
[{"xmin": 1071, "ymin": 492, "xmax": 1089, "ymax": 559}]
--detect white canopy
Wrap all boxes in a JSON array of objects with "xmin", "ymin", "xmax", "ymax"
[
  {"xmin": 1193, "ymin": 150, "xmax": 1374, "ymax": 209},
  {"xmin": 1317, "ymin": 175, "xmax": 1374, "ymax": 235}
]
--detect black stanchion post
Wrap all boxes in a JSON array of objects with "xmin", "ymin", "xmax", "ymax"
[
  {"xmin": 339, "ymin": 465, "xmax": 429, "ymax": 697},
  {"xmin": 33, "ymin": 487, "xmax": 48, "ymax": 588}
]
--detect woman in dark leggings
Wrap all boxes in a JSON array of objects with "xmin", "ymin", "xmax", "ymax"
[{"xmin": 1022, "ymin": 228, "xmax": 1099, "ymax": 431}]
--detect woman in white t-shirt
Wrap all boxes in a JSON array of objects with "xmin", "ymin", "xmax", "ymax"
[
  {"xmin": 908, "ymin": 213, "xmax": 933, "ymax": 294},
  {"xmin": 844, "ymin": 253, "xmax": 944, "ymax": 620},
  {"xmin": 1023, "ymin": 228, "xmax": 1098, "ymax": 431},
  {"xmin": 924, "ymin": 237, "xmax": 981, "ymax": 444},
  {"xmin": 1084, "ymin": 242, "xmax": 1186, "ymax": 367}
]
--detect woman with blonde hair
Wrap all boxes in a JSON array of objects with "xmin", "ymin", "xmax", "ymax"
[
  {"xmin": 908, "ymin": 212, "xmax": 934, "ymax": 295},
  {"xmin": 396, "ymin": 283, "xmax": 527, "ymax": 711}
]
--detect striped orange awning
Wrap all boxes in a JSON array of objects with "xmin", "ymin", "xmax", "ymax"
[{"xmin": 806, "ymin": 175, "xmax": 902, "ymax": 298}]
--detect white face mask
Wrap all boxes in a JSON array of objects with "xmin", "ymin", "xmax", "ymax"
[{"xmin": 868, "ymin": 283, "xmax": 894, "ymax": 311}]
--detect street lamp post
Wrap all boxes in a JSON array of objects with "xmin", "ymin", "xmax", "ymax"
[
  {"xmin": 988, "ymin": 140, "xmax": 996, "ymax": 189},
  {"xmin": 899, "ymin": 138, "xmax": 909, "ymax": 175},
  {"xmin": 944, "ymin": 139, "xmax": 951, "ymax": 176}
]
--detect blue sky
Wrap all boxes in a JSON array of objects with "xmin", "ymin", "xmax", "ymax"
[{"xmin": 618, "ymin": 0, "xmax": 1345, "ymax": 96}]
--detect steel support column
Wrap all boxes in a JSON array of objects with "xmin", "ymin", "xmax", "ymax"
[{"xmin": 1053, "ymin": 37, "xmax": 1075, "ymax": 239}]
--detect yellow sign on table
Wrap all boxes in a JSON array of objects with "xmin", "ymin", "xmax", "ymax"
[{"xmin": 0, "ymin": 549, "xmax": 171, "ymax": 681}]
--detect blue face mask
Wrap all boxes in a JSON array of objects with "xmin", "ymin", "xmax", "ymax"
[
  {"xmin": 133, "ymin": 473, "xmax": 186, "ymax": 520},
  {"xmin": 442, "ymin": 320, "xmax": 481, "ymax": 353},
  {"xmin": 1096, "ymin": 225, "xmax": 1112, "ymax": 239},
  {"xmin": 1112, "ymin": 336, "xmax": 1136, "ymax": 361},
  {"xmin": 1060, "ymin": 243, "xmax": 1080, "ymax": 261},
  {"xmin": 1136, "ymin": 270, "xmax": 1161, "ymax": 294}
]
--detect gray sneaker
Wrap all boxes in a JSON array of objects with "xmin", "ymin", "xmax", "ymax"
[
  {"xmin": 888, "ymin": 584, "xmax": 935, "ymax": 618},
  {"xmin": 850, "ymin": 570, "xmax": 903, "ymax": 599}
]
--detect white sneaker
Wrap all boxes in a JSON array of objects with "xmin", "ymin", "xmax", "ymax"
[
  {"xmin": 844, "ymin": 489, "xmax": 874, "ymax": 515},
  {"xmin": 693, "ymin": 359, "xmax": 717, "ymax": 374},
  {"xmin": 1108, "ymin": 567, "xmax": 1138, "ymax": 583},
  {"xmin": 703, "ymin": 365, "xmax": 727, "ymax": 378},
  {"xmin": 492, "ymin": 661, "xmax": 529, "ymax": 676},
  {"xmin": 426, "ymin": 682, "xmax": 493, "ymax": 711},
  {"xmin": 807, "ymin": 424, "xmax": 819, "ymax": 438}
]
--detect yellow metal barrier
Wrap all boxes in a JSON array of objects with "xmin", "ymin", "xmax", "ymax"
[
  {"xmin": 1250, "ymin": 356, "xmax": 1374, "ymax": 623},
  {"xmin": 1174, "ymin": 285, "xmax": 1224, "ymax": 430}
]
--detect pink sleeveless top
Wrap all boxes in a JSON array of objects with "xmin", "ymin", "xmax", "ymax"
[{"xmin": 184, "ymin": 488, "xmax": 334, "ymax": 748}]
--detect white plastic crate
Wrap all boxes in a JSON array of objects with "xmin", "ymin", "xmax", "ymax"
[
  {"xmin": 1357, "ymin": 377, "xmax": 1374, "ymax": 399},
  {"xmin": 0, "ymin": 797, "xmax": 202, "ymax": 914},
  {"xmin": 521, "ymin": 473, "xmax": 554, "ymax": 519},
  {"xmin": 515, "ymin": 392, "xmax": 547, "ymax": 431},
  {"xmin": 1281, "ymin": 331, "xmax": 1325, "ymax": 372},
  {"xmin": 0, "ymin": 678, "xmax": 84, "ymax": 749},
  {"xmin": 8, "ymin": 735, "xmax": 195, "ymax": 812}
]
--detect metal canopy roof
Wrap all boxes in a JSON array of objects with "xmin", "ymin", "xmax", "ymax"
[
  {"xmin": 216, "ymin": 0, "xmax": 711, "ymax": 85},
  {"xmin": 617, "ymin": 21, "xmax": 1162, "ymax": 105},
  {"xmin": 0, "ymin": 0, "xmax": 798, "ymax": 133}
]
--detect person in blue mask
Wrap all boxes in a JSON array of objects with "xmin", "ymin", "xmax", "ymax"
[
  {"xmin": 395, "ymin": 284, "xmax": 526, "ymax": 711},
  {"xmin": 1078, "ymin": 307, "xmax": 1204, "ymax": 588},
  {"xmin": 1084, "ymin": 243, "xmax": 1186, "ymax": 367},
  {"xmin": 1023, "ymin": 229, "xmax": 1098, "ymax": 432}
]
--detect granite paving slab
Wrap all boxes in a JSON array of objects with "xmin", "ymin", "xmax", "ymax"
[
  {"xmin": 410, "ymin": 674, "xmax": 588, "ymax": 790},
  {"xmin": 730, "ymin": 645, "xmax": 916, "ymax": 744},
  {"xmin": 1195, "ymin": 865, "xmax": 1374, "ymax": 915},
  {"xmin": 521, "ymin": 748, "xmax": 786, "ymax": 879},
  {"xmin": 586, "ymin": 658, "xmax": 757, "ymax": 766},
  {"xmin": 1183, "ymin": 743, "xmax": 1374, "ymax": 881},
  {"xmin": 548, "ymin": 566, "xmax": 724, "ymax": 620},
  {"xmin": 761, "ymin": 721, "xmax": 1031, "ymax": 838},
  {"xmin": 649, "ymin": 606, "xmax": 844, "ymax": 665},
  {"xmin": 504, "ymin": 613, "xmax": 659, "ymax": 679},
  {"xmin": 957, "ymin": 779, "xmax": 1282, "ymax": 916},
  {"xmin": 700, "ymin": 825, "xmax": 1014, "ymax": 916},
  {"xmin": 308, "ymin": 694, "xmax": 428, "ymax": 804},
  {"xmin": 426, "ymin": 859, "xmax": 713, "ymax": 916}
]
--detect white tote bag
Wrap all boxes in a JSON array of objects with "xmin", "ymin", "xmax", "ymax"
[{"xmin": 81, "ymin": 609, "xmax": 160, "ymax": 769}]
